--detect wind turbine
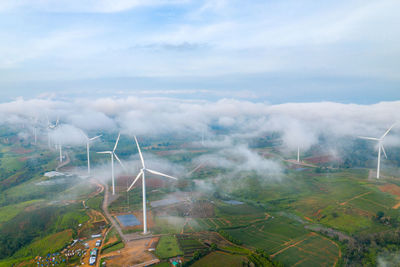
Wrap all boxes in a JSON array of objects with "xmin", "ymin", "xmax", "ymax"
[
  {"xmin": 58, "ymin": 144, "xmax": 63, "ymax": 163},
  {"xmin": 84, "ymin": 134, "xmax": 102, "ymax": 175},
  {"xmin": 127, "ymin": 136, "xmax": 178, "ymax": 234},
  {"xmin": 358, "ymin": 124, "xmax": 396, "ymax": 179},
  {"xmin": 47, "ymin": 116, "xmax": 59, "ymax": 148},
  {"xmin": 297, "ymin": 145, "xmax": 300, "ymax": 163},
  {"xmin": 97, "ymin": 133, "xmax": 125, "ymax": 195},
  {"xmin": 31, "ymin": 116, "xmax": 39, "ymax": 145}
]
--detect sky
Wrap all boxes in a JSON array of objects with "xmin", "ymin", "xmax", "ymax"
[{"xmin": 0, "ymin": 0, "xmax": 399, "ymax": 103}]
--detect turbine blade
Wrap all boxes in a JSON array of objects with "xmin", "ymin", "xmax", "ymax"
[
  {"xmin": 146, "ymin": 169, "xmax": 178, "ymax": 180},
  {"xmin": 134, "ymin": 136, "xmax": 145, "ymax": 168},
  {"xmin": 127, "ymin": 171, "xmax": 143, "ymax": 191},
  {"xmin": 97, "ymin": 151, "xmax": 112, "ymax": 154},
  {"xmin": 381, "ymin": 145, "xmax": 388, "ymax": 159},
  {"xmin": 357, "ymin": 136, "xmax": 379, "ymax": 141},
  {"xmin": 381, "ymin": 123, "xmax": 397, "ymax": 139},
  {"xmin": 90, "ymin": 135, "xmax": 102, "ymax": 141},
  {"xmin": 114, "ymin": 153, "xmax": 128, "ymax": 172},
  {"xmin": 113, "ymin": 133, "xmax": 121, "ymax": 152}
]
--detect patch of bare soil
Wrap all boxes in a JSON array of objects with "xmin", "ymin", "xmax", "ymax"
[
  {"xmin": 379, "ymin": 183, "xmax": 400, "ymax": 209},
  {"xmin": 102, "ymin": 238, "xmax": 158, "ymax": 267}
]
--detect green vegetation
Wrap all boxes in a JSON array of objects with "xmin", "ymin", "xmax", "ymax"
[
  {"xmin": 13, "ymin": 229, "xmax": 73, "ymax": 258},
  {"xmin": 104, "ymin": 227, "xmax": 122, "ymax": 244},
  {"xmin": 218, "ymin": 230, "xmax": 243, "ymax": 245},
  {"xmin": 0, "ymin": 199, "xmax": 42, "ymax": 224},
  {"xmin": 0, "ymin": 204, "xmax": 88, "ymax": 259},
  {"xmin": 176, "ymin": 235, "xmax": 207, "ymax": 256},
  {"xmin": 86, "ymin": 193, "xmax": 104, "ymax": 211},
  {"xmin": 2, "ymin": 130, "xmax": 400, "ymax": 267},
  {"xmin": 0, "ymin": 256, "xmax": 32, "ymax": 267},
  {"xmin": 156, "ymin": 235, "xmax": 183, "ymax": 259},
  {"xmin": 101, "ymin": 241, "xmax": 125, "ymax": 254},
  {"xmin": 192, "ymin": 252, "xmax": 247, "ymax": 267},
  {"xmin": 224, "ymin": 217, "xmax": 339, "ymax": 266},
  {"xmin": 152, "ymin": 262, "xmax": 171, "ymax": 267}
]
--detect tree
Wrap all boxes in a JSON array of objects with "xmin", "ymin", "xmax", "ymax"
[{"xmin": 376, "ymin": 211, "xmax": 384, "ymax": 219}]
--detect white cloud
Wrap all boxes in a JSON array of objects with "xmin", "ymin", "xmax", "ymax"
[
  {"xmin": 1, "ymin": 97, "xmax": 400, "ymax": 152},
  {"xmin": 0, "ymin": 0, "xmax": 189, "ymax": 13}
]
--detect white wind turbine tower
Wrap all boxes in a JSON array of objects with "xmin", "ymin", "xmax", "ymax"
[
  {"xmin": 84, "ymin": 134, "xmax": 102, "ymax": 175},
  {"xmin": 358, "ymin": 124, "xmax": 396, "ymax": 179},
  {"xmin": 31, "ymin": 116, "xmax": 39, "ymax": 145},
  {"xmin": 127, "ymin": 136, "xmax": 178, "ymax": 234},
  {"xmin": 47, "ymin": 116, "xmax": 59, "ymax": 148},
  {"xmin": 297, "ymin": 145, "xmax": 300, "ymax": 163},
  {"xmin": 97, "ymin": 133, "xmax": 125, "ymax": 195}
]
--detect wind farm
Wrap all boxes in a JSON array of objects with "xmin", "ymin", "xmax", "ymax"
[
  {"xmin": 1, "ymin": 1, "xmax": 400, "ymax": 266},
  {"xmin": 0, "ymin": 110, "xmax": 400, "ymax": 267}
]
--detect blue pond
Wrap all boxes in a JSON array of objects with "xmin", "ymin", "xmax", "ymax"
[{"xmin": 117, "ymin": 214, "xmax": 141, "ymax": 227}]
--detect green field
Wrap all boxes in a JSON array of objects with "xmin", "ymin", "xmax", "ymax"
[
  {"xmin": 225, "ymin": 216, "xmax": 339, "ymax": 266},
  {"xmin": 192, "ymin": 252, "xmax": 247, "ymax": 267},
  {"xmin": 156, "ymin": 235, "xmax": 183, "ymax": 259},
  {"xmin": 176, "ymin": 234, "xmax": 206, "ymax": 256},
  {"xmin": 1, "ymin": 130, "xmax": 400, "ymax": 267},
  {"xmin": 101, "ymin": 241, "xmax": 125, "ymax": 254},
  {"xmin": 13, "ymin": 229, "xmax": 73, "ymax": 258},
  {"xmin": 0, "ymin": 199, "xmax": 43, "ymax": 224}
]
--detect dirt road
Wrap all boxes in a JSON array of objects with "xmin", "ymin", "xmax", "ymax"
[{"xmin": 102, "ymin": 183, "xmax": 126, "ymax": 242}]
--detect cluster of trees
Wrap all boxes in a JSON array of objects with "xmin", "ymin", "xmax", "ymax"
[
  {"xmin": 341, "ymin": 228, "xmax": 400, "ymax": 266},
  {"xmin": 245, "ymin": 249, "xmax": 284, "ymax": 267},
  {"xmin": 218, "ymin": 230, "xmax": 243, "ymax": 245},
  {"xmin": 181, "ymin": 249, "xmax": 210, "ymax": 267}
]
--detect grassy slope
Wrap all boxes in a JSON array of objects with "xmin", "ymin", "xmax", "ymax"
[
  {"xmin": 0, "ymin": 199, "xmax": 43, "ymax": 224},
  {"xmin": 156, "ymin": 235, "xmax": 183, "ymax": 259},
  {"xmin": 14, "ymin": 229, "xmax": 73, "ymax": 258}
]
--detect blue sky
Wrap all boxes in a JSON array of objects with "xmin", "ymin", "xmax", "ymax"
[{"xmin": 0, "ymin": 0, "xmax": 399, "ymax": 103}]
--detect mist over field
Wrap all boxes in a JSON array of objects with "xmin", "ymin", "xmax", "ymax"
[{"xmin": 1, "ymin": 97, "xmax": 399, "ymax": 150}]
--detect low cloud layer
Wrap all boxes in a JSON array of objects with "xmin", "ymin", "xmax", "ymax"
[{"xmin": 1, "ymin": 97, "xmax": 400, "ymax": 154}]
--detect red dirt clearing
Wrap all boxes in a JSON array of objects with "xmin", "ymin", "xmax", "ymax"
[
  {"xmin": 379, "ymin": 184, "xmax": 400, "ymax": 209},
  {"xmin": 379, "ymin": 184, "xmax": 400, "ymax": 197}
]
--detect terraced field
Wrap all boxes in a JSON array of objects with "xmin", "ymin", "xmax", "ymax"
[
  {"xmin": 176, "ymin": 234, "xmax": 207, "ymax": 257},
  {"xmin": 226, "ymin": 216, "xmax": 340, "ymax": 267}
]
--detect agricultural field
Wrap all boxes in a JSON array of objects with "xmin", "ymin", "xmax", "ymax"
[
  {"xmin": 2, "ymin": 125, "xmax": 400, "ymax": 267},
  {"xmin": 176, "ymin": 234, "xmax": 207, "ymax": 257},
  {"xmin": 225, "ymin": 216, "xmax": 340, "ymax": 267},
  {"xmin": 192, "ymin": 251, "xmax": 248, "ymax": 267},
  {"xmin": 155, "ymin": 235, "xmax": 183, "ymax": 259},
  {"xmin": 156, "ymin": 235, "xmax": 183, "ymax": 259}
]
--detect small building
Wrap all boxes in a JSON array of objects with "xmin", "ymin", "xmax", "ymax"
[{"xmin": 169, "ymin": 257, "xmax": 183, "ymax": 266}]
